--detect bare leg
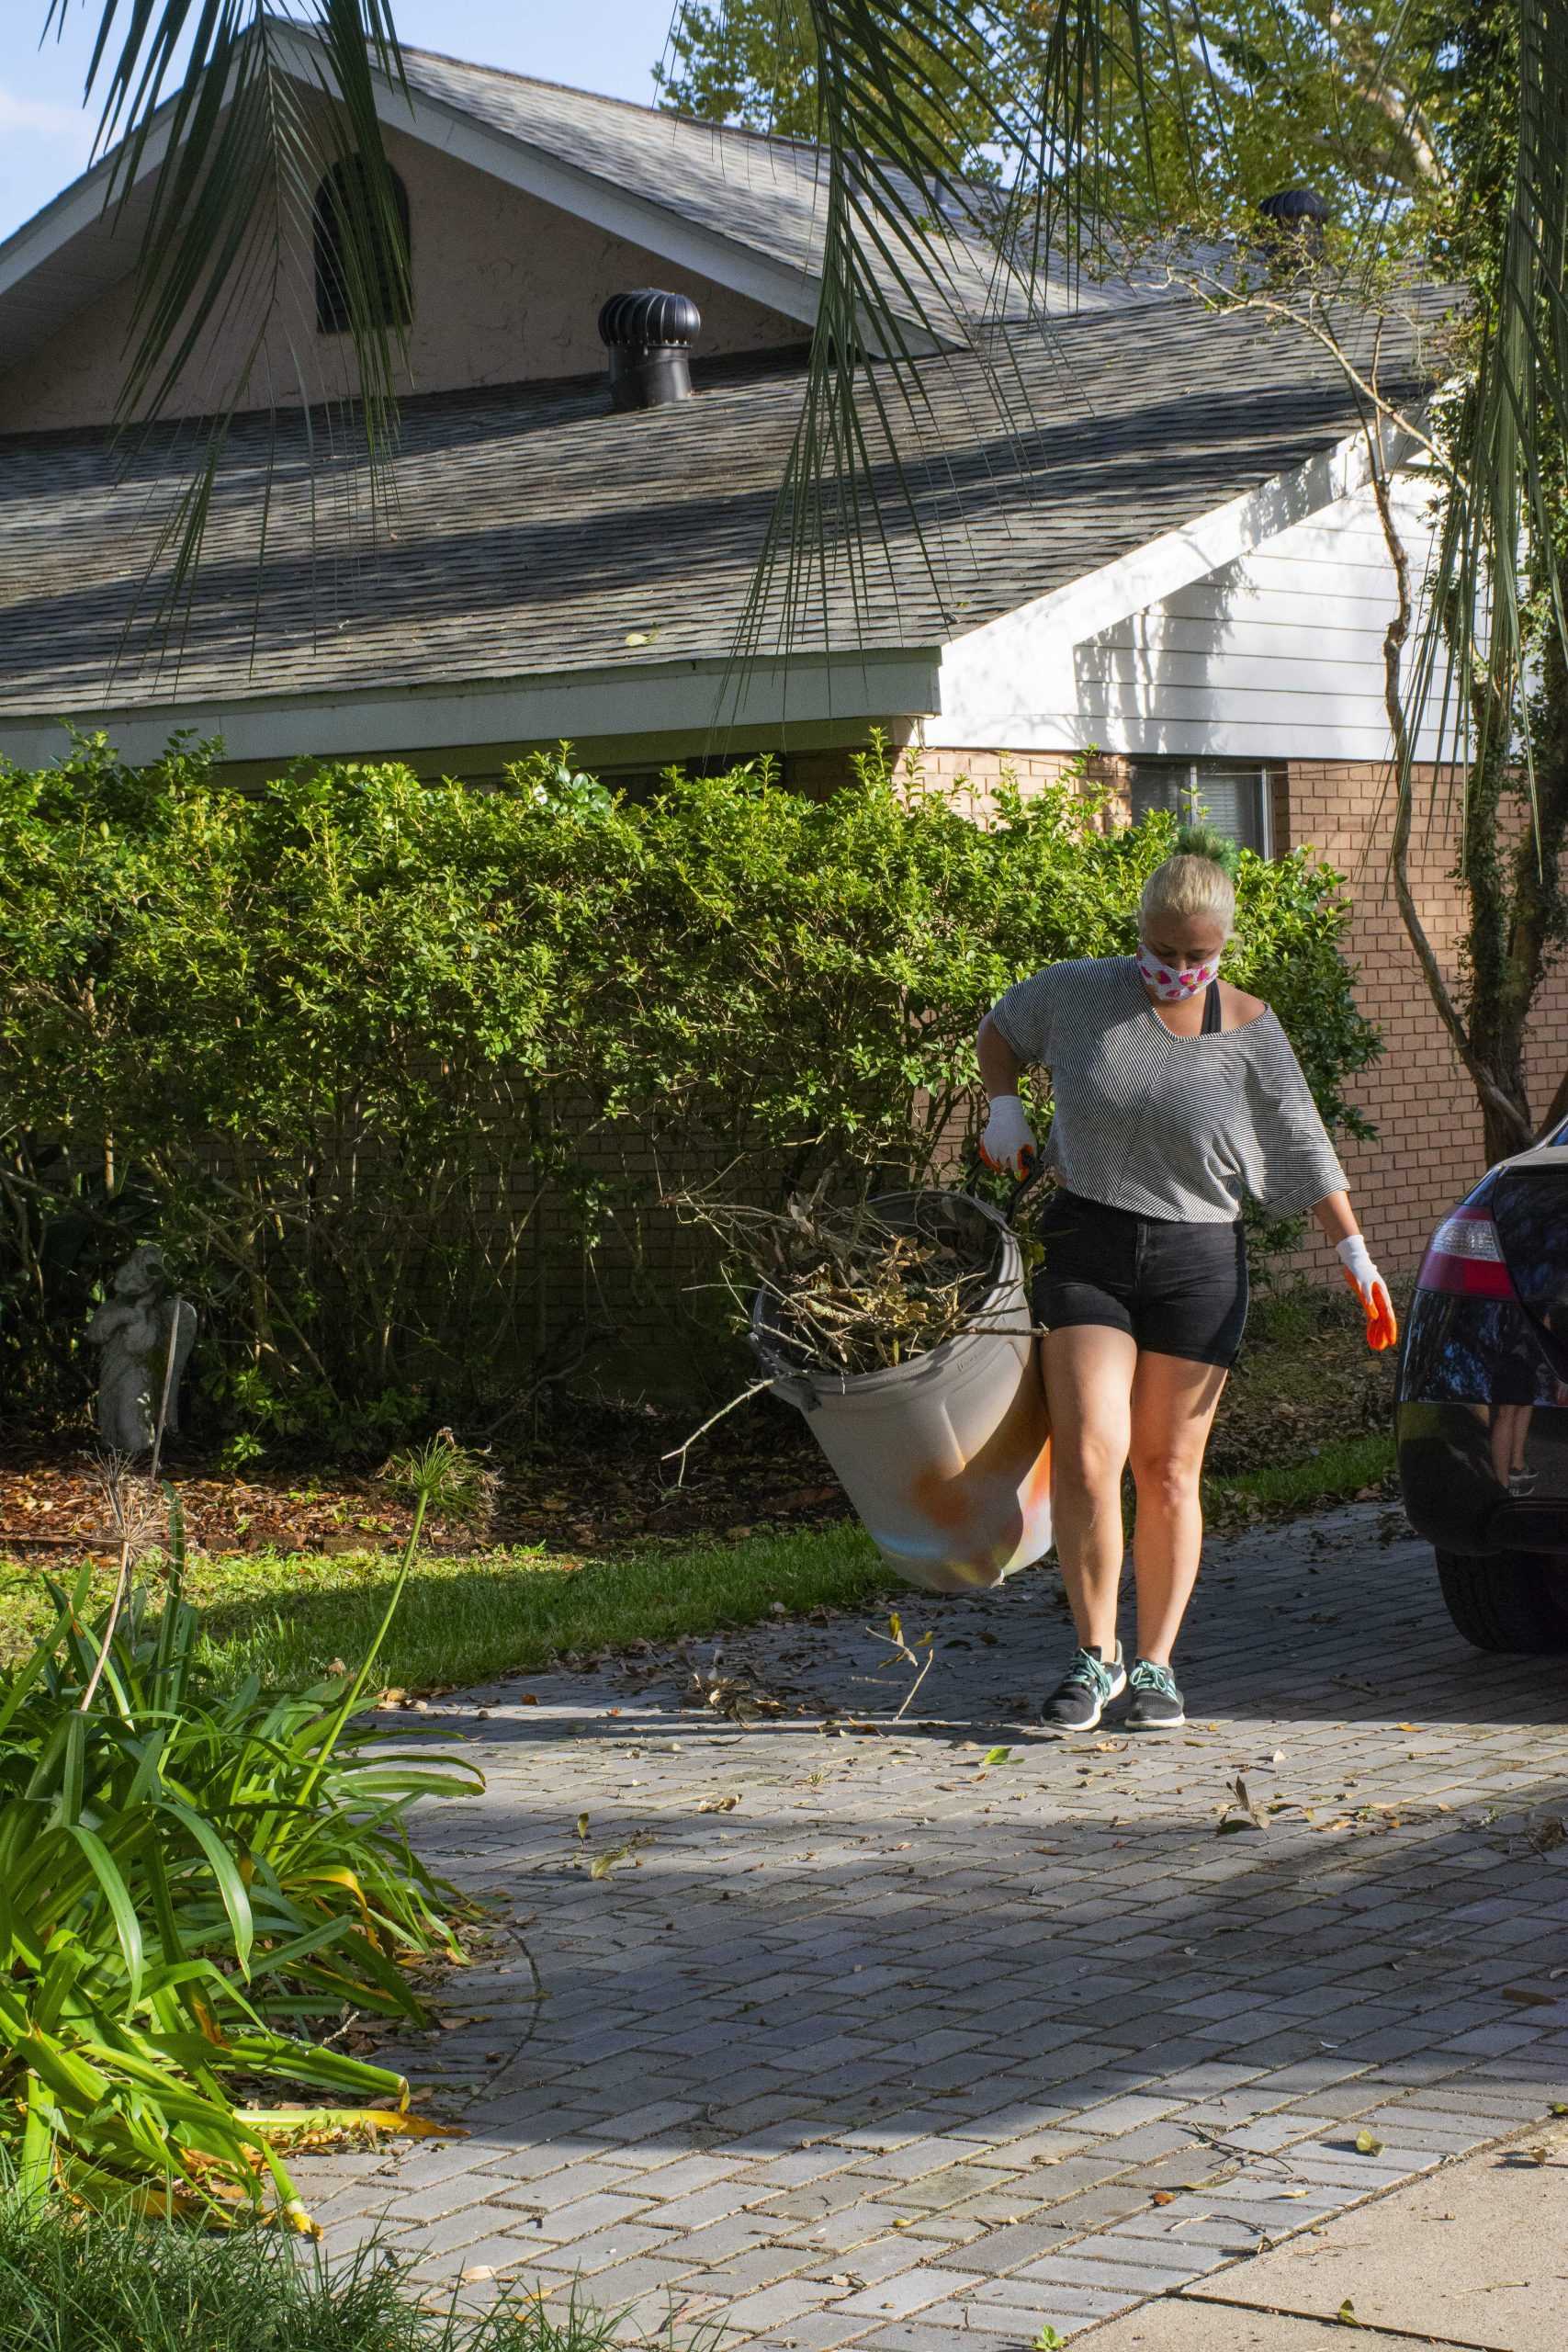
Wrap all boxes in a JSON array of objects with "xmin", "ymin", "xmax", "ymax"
[
  {"xmin": 1127, "ymin": 1351, "xmax": 1228, "ymax": 1667},
  {"xmin": 1489, "ymin": 1402, "xmax": 1532, "ymax": 1485},
  {"xmin": 1042, "ymin": 1325, "xmax": 1139, "ymax": 1654}
]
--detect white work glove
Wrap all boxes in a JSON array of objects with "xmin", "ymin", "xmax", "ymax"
[
  {"xmin": 1336, "ymin": 1233, "xmax": 1398, "ymax": 1351},
  {"xmin": 979, "ymin": 1094, "xmax": 1037, "ymax": 1181}
]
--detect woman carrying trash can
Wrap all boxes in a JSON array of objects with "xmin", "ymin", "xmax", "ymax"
[{"xmin": 977, "ymin": 827, "xmax": 1395, "ymax": 1734}]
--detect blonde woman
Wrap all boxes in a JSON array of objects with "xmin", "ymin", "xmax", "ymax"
[{"xmin": 977, "ymin": 828, "xmax": 1394, "ymax": 1732}]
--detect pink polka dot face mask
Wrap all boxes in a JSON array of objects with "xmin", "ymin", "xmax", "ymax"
[{"xmin": 1136, "ymin": 943, "xmax": 1220, "ymax": 1002}]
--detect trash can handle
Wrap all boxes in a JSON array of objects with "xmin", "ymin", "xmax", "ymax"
[{"xmin": 961, "ymin": 1148, "xmax": 1047, "ymax": 1226}]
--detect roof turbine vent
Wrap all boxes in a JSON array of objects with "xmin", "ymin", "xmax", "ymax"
[
  {"xmin": 597, "ymin": 288, "xmax": 702, "ymax": 412},
  {"xmin": 1256, "ymin": 187, "xmax": 1331, "ymax": 257}
]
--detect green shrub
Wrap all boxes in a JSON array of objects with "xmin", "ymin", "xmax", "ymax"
[
  {"xmin": 0, "ymin": 735, "xmax": 1381, "ymax": 1436},
  {"xmin": 0, "ymin": 1455, "xmax": 478, "ymax": 2221}
]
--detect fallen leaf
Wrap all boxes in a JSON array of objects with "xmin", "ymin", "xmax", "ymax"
[
  {"xmin": 1355, "ymin": 2129, "xmax": 1384, "ymax": 2155},
  {"xmin": 979, "ymin": 1746, "xmax": 1013, "ymax": 1770},
  {"xmin": 589, "ymin": 1834, "xmax": 650, "ymax": 1880},
  {"xmin": 462, "ymin": 2266, "xmax": 496, "ymax": 2282},
  {"xmin": 1504, "ymin": 1986, "xmax": 1556, "ymax": 2007},
  {"xmin": 1525, "ymin": 2145, "xmax": 1551, "ymax": 2165},
  {"xmin": 1337, "ymin": 2301, "xmax": 1362, "ymax": 2328},
  {"xmin": 519, "ymin": 1693, "xmax": 538, "ymax": 1706},
  {"xmin": 625, "ymin": 628, "xmax": 661, "ymax": 646},
  {"xmin": 697, "ymin": 1792, "xmax": 740, "ymax": 1813},
  {"xmin": 575, "ymin": 1814, "xmax": 590, "ymax": 1842},
  {"xmin": 1151, "ymin": 2190, "xmax": 1174, "ymax": 2206}
]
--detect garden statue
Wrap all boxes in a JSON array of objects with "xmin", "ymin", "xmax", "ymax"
[{"xmin": 88, "ymin": 1246, "xmax": 197, "ymax": 1453}]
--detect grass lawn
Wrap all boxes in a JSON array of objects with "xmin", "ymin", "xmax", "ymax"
[
  {"xmin": 0, "ymin": 1423, "xmax": 1394, "ymax": 1701},
  {"xmin": 0, "ymin": 2177, "xmax": 637, "ymax": 2351},
  {"xmin": 0, "ymin": 1273, "xmax": 1401, "ymax": 1697}
]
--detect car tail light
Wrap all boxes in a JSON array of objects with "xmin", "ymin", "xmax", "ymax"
[{"xmin": 1416, "ymin": 1204, "xmax": 1517, "ymax": 1299}]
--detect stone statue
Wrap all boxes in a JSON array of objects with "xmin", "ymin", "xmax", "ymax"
[{"xmin": 88, "ymin": 1246, "xmax": 197, "ymax": 1454}]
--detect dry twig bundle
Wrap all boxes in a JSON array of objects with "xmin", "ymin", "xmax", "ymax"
[{"xmin": 676, "ymin": 1175, "xmax": 1014, "ymax": 1379}]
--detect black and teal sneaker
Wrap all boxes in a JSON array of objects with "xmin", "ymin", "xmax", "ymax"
[
  {"xmin": 1042, "ymin": 1643, "xmax": 1126, "ymax": 1731},
  {"xmin": 1125, "ymin": 1657, "xmax": 1185, "ymax": 1729}
]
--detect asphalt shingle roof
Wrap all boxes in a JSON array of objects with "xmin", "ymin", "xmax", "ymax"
[
  {"xmin": 0, "ymin": 295, "xmax": 1443, "ymax": 721},
  {"xmin": 391, "ymin": 43, "xmax": 1059, "ymax": 331}
]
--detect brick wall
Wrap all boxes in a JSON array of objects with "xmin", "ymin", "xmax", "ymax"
[{"xmin": 1278, "ymin": 761, "xmax": 1568, "ymax": 1278}]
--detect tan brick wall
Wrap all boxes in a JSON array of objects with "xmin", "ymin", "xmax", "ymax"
[{"xmin": 1278, "ymin": 762, "xmax": 1568, "ymax": 1280}]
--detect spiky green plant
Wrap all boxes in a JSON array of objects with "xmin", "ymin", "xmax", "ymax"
[{"xmin": 0, "ymin": 1443, "xmax": 481, "ymax": 2224}]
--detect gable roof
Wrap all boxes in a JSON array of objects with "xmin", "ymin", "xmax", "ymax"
[
  {"xmin": 0, "ymin": 24, "xmax": 1134, "ymax": 385},
  {"xmin": 0, "ymin": 291, "xmax": 1440, "ymax": 765}
]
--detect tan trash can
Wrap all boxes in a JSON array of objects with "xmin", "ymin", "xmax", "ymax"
[{"xmin": 750, "ymin": 1189, "xmax": 1053, "ymax": 1593}]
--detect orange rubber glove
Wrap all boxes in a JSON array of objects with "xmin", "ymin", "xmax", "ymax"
[
  {"xmin": 979, "ymin": 1095, "xmax": 1037, "ymax": 1181},
  {"xmin": 1337, "ymin": 1234, "xmax": 1398, "ymax": 1351}
]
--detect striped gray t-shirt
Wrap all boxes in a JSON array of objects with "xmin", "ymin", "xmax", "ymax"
[{"xmin": 990, "ymin": 956, "xmax": 1348, "ymax": 1224}]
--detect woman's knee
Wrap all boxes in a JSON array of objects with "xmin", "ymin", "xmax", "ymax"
[
  {"xmin": 1055, "ymin": 1428, "xmax": 1127, "ymax": 1498},
  {"xmin": 1129, "ymin": 1446, "xmax": 1202, "ymax": 1514}
]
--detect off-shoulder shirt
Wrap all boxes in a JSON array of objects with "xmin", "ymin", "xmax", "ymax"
[{"xmin": 989, "ymin": 956, "xmax": 1348, "ymax": 1224}]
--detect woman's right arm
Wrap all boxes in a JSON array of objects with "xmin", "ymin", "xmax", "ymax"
[
  {"xmin": 977, "ymin": 1011, "xmax": 1037, "ymax": 1177},
  {"xmin": 977, "ymin": 1011, "xmax": 1023, "ymax": 1098}
]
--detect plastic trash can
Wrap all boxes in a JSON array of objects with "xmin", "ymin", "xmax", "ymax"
[{"xmin": 750, "ymin": 1188, "xmax": 1052, "ymax": 1593}]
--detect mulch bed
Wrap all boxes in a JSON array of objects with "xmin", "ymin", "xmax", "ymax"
[
  {"xmin": 0, "ymin": 1398, "xmax": 843, "ymax": 1565},
  {"xmin": 0, "ymin": 1295, "xmax": 1397, "ymax": 1566}
]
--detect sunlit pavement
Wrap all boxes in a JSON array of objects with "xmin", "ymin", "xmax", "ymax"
[{"xmin": 290, "ymin": 1500, "xmax": 1568, "ymax": 2347}]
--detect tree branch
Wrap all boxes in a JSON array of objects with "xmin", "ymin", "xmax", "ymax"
[{"xmin": 1362, "ymin": 415, "xmax": 1536, "ymax": 1154}]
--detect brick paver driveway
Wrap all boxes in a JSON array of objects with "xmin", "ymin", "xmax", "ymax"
[{"xmin": 295, "ymin": 1501, "xmax": 1568, "ymax": 2346}]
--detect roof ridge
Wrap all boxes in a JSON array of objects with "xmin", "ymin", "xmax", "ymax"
[{"xmin": 399, "ymin": 40, "xmax": 821, "ymax": 157}]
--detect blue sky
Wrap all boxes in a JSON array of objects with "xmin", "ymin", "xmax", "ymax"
[{"xmin": 0, "ymin": 2, "xmax": 681, "ymax": 243}]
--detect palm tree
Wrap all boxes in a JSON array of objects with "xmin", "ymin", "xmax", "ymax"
[{"xmin": 62, "ymin": 0, "xmax": 1568, "ymax": 1142}]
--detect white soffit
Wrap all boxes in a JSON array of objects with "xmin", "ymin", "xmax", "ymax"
[{"xmin": 0, "ymin": 646, "xmax": 943, "ymax": 772}]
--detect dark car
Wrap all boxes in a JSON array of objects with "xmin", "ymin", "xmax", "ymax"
[{"xmin": 1396, "ymin": 1116, "xmax": 1568, "ymax": 1650}]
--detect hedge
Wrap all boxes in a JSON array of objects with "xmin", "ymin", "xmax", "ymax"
[{"xmin": 0, "ymin": 735, "xmax": 1381, "ymax": 1445}]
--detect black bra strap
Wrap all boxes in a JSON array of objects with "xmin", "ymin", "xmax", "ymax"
[{"xmin": 1201, "ymin": 978, "xmax": 1223, "ymax": 1035}]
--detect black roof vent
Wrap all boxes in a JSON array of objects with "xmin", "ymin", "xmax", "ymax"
[
  {"xmin": 1257, "ymin": 187, "xmax": 1330, "ymax": 254},
  {"xmin": 597, "ymin": 288, "xmax": 701, "ymax": 412}
]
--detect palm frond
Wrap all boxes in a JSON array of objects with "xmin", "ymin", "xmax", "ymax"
[
  {"xmin": 63, "ymin": 0, "xmax": 412, "ymax": 670},
  {"xmin": 720, "ymin": 0, "xmax": 1068, "ymax": 718}
]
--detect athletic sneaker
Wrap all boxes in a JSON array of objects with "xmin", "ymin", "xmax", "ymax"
[
  {"xmin": 1042, "ymin": 1643, "xmax": 1126, "ymax": 1731},
  {"xmin": 1125, "ymin": 1657, "xmax": 1185, "ymax": 1729}
]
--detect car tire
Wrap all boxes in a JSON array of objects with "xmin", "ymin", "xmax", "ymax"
[{"xmin": 1436, "ymin": 1547, "xmax": 1568, "ymax": 1653}]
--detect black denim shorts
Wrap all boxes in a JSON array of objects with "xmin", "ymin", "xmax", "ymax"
[{"xmin": 1031, "ymin": 1190, "xmax": 1249, "ymax": 1369}]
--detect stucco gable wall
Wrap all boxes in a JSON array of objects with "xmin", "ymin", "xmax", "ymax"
[{"xmin": 0, "ymin": 119, "xmax": 807, "ymax": 433}]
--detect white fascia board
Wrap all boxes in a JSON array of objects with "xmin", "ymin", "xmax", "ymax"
[
  {"xmin": 0, "ymin": 97, "xmax": 180, "ymax": 305},
  {"xmin": 926, "ymin": 416, "xmax": 1422, "ymax": 749},
  {"xmin": 0, "ymin": 647, "xmax": 942, "ymax": 772},
  {"xmin": 981, "ymin": 710, "xmax": 1401, "ymax": 763}
]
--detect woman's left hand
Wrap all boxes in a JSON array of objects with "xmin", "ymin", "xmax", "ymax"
[{"xmin": 1337, "ymin": 1234, "xmax": 1398, "ymax": 1351}]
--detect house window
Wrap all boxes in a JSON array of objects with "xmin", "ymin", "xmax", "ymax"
[
  {"xmin": 1129, "ymin": 760, "xmax": 1271, "ymax": 855},
  {"xmin": 314, "ymin": 158, "xmax": 412, "ymax": 334}
]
